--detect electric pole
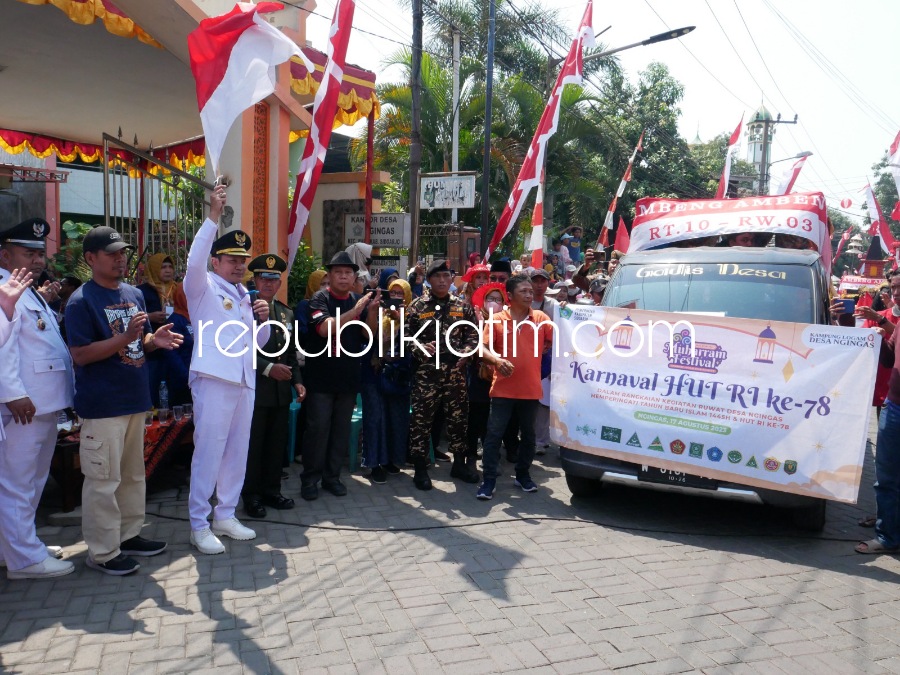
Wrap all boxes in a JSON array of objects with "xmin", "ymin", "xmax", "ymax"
[
  {"xmin": 408, "ymin": 0, "xmax": 423, "ymax": 266},
  {"xmin": 480, "ymin": 0, "xmax": 495, "ymax": 248}
]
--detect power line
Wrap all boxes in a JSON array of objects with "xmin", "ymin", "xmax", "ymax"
[{"xmin": 701, "ymin": 0, "xmax": 768, "ymax": 98}]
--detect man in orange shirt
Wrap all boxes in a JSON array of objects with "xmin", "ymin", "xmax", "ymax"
[{"xmin": 477, "ymin": 274, "xmax": 554, "ymax": 500}]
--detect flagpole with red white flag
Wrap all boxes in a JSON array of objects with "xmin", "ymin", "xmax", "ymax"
[
  {"xmin": 286, "ymin": 0, "xmax": 356, "ymax": 270},
  {"xmin": 889, "ymin": 129, "xmax": 900, "ymax": 221},
  {"xmin": 771, "ymin": 155, "xmax": 808, "ymax": 196},
  {"xmin": 598, "ymin": 131, "xmax": 644, "ymax": 244},
  {"xmin": 832, "ymin": 223, "xmax": 854, "ymax": 265},
  {"xmin": 862, "ymin": 182, "xmax": 897, "ymax": 255},
  {"xmin": 482, "ymin": 0, "xmax": 595, "ymax": 262},
  {"xmin": 188, "ymin": 2, "xmax": 312, "ymax": 175},
  {"xmin": 528, "ymin": 171, "xmax": 545, "ymax": 269},
  {"xmin": 715, "ymin": 115, "xmax": 743, "ymax": 199}
]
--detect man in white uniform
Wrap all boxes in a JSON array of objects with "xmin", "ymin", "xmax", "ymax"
[
  {"xmin": 0, "ymin": 267, "xmax": 33, "ymax": 347},
  {"xmin": 184, "ymin": 185, "xmax": 269, "ymax": 555},
  {"xmin": 0, "ymin": 219, "xmax": 75, "ymax": 579}
]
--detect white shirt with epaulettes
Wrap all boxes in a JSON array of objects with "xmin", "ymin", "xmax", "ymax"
[{"xmin": 182, "ymin": 218, "xmax": 270, "ymax": 387}]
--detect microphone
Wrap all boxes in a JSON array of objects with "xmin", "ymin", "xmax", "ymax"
[{"xmin": 246, "ymin": 280, "xmax": 260, "ymax": 322}]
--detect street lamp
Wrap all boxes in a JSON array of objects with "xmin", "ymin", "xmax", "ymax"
[{"xmin": 550, "ymin": 26, "xmax": 695, "ymax": 67}]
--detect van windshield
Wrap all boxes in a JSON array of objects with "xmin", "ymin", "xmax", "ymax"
[{"xmin": 604, "ymin": 262, "xmax": 816, "ymax": 323}]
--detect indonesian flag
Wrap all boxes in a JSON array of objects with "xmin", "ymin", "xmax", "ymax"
[
  {"xmin": 863, "ymin": 183, "xmax": 897, "ymax": 255},
  {"xmin": 599, "ymin": 226, "xmax": 609, "ymax": 248},
  {"xmin": 715, "ymin": 116, "xmax": 743, "ymax": 199},
  {"xmin": 832, "ymin": 224, "xmax": 854, "ymax": 265},
  {"xmin": 287, "ymin": 0, "xmax": 356, "ymax": 270},
  {"xmin": 528, "ymin": 172, "xmax": 545, "ymax": 269},
  {"xmin": 600, "ymin": 131, "xmax": 644, "ymax": 238},
  {"xmin": 614, "ymin": 216, "xmax": 630, "ymax": 253},
  {"xmin": 483, "ymin": 0, "xmax": 594, "ymax": 261},
  {"xmin": 771, "ymin": 155, "xmax": 808, "ymax": 196},
  {"xmin": 188, "ymin": 2, "xmax": 311, "ymax": 173}
]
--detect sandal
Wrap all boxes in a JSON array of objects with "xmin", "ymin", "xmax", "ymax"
[
  {"xmin": 858, "ymin": 516, "xmax": 877, "ymax": 528},
  {"xmin": 855, "ymin": 538, "xmax": 900, "ymax": 555}
]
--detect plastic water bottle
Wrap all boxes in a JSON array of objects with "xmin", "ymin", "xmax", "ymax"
[{"xmin": 159, "ymin": 381, "xmax": 169, "ymax": 410}]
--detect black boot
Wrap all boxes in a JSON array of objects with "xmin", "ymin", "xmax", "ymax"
[
  {"xmin": 450, "ymin": 454, "xmax": 480, "ymax": 484},
  {"xmin": 413, "ymin": 459, "xmax": 433, "ymax": 491}
]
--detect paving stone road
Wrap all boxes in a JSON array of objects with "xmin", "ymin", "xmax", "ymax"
[{"xmin": 2, "ymin": 420, "xmax": 899, "ymax": 674}]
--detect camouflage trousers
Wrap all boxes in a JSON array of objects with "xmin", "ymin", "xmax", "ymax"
[{"xmin": 408, "ymin": 363, "xmax": 469, "ymax": 461}]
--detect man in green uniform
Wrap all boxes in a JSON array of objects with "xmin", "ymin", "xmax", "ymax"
[
  {"xmin": 405, "ymin": 260, "xmax": 480, "ymax": 489},
  {"xmin": 242, "ymin": 254, "xmax": 306, "ymax": 518}
]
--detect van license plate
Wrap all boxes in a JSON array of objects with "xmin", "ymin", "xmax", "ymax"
[{"xmin": 638, "ymin": 466, "xmax": 717, "ymax": 490}]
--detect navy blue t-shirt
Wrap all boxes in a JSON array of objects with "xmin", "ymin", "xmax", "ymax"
[{"xmin": 65, "ymin": 281, "xmax": 152, "ymax": 418}]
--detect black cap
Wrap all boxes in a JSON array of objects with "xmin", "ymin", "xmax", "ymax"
[
  {"xmin": 426, "ymin": 259, "xmax": 451, "ymax": 279},
  {"xmin": 249, "ymin": 253, "xmax": 287, "ymax": 278},
  {"xmin": 210, "ymin": 230, "xmax": 252, "ymax": 257},
  {"xmin": 325, "ymin": 250, "xmax": 359, "ymax": 271},
  {"xmin": 589, "ymin": 277, "xmax": 608, "ymax": 293},
  {"xmin": 82, "ymin": 226, "xmax": 133, "ymax": 254},
  {"xmin": 490, "ymin": 259, "xmax": 512, "ymax": 275},
  {"xmin": 0, "ymin": 218, "xmax": 50, "ymax": 249},
  {"xmin": 529, "ymin": 267, "xmax": 551, "ymax": 280}
]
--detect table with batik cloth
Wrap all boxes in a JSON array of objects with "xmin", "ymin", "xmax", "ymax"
[{"xmin": 51, "ymin": 418, "xmax": 194, "ymax": 512}]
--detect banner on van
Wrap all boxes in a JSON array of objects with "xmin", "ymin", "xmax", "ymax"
[
  {"xmin": 549, "ymin": 305, "xmax": 878, "ymax": 503},
  {"xmin": 629, "ymin": 193, "xmax": 830, "ymax": 275}
]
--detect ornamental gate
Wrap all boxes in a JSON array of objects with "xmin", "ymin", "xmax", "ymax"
[{"xmin": 102, "ymin": 133, "xmax": 212, "ymax": 276}]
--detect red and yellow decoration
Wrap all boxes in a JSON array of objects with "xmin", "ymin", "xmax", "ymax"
[
  {"xmin": 0, "ymin": 129, "xmax": 205, "ymax": 175},
  {"xmin": 15, "ymin": 0, "xmax": 162, "ymax": 47},
  {"xmin": 289, "ymin": 50, "xmax": 380, "ymax": 139}
]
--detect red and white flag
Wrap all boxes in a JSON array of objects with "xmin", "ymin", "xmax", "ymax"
[
  {"xmin": 188, "ymin": 2, "xmax": 311, "ymax": 173},
  {"xmin": 528, "ymin": 172, "xmax": 545, "ymax": 269},
  {"xmin": 862, "ymin": 183, "xmax": 897, "ymax": 255},
  {"xmin": 287, "ymin": 0, "xmax": 356, "ymax": 270},
  {"xmin": 599, "ymin": 131, "xmax": 644, "ymax": 238},
  {"xmin": 715, "ymin": 116, "xmax": 743, "ymax": 199},
  {"xmin": 889, "ymin": 129, "xmax": 900, "ymax": 222},
  {"xmin": 832, "ymin": 224, "xmax": 854, "ymax": 265},
  {"xmin": 483, "ymin": 0, "xmax": 594, "ymax": 261},
  {"xmin": 771, "ymin": 155, "xmax": 808, "ymax": 195},
  {"xmin": 614, "ymin": 216, "xmax": 630, "ymax": 253}
]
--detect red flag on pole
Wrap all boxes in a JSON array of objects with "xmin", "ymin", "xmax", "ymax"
[
  {"xmin": 862, "ymin": 183, "xmax": 897, "ymax": 255},
  {"xmin": 889, "ymin": 129, "xmax": 900, "ymax": 209},
  {"xmin": 599, "ymin": 227, "xmax": 609, "ymax": 248},
  {"xmin": 483, "ymin": 0, "xmax": 595, "ymax": 261},
  {"xmin": 287, "ymin": 0, "xmax": 356, "ymax": 270},
  {"xmin": 599, "ymin": 131, "xmax": 644, "ymax": 240},
  {"xmin": 614, "ymin": 216, "xmax": 630, "ymax": 253},
  {"xmin": 772, "ymin": 155, "xmax": 808, "ymax": 195},
  {"xmin": 832, "ymin": 225, "xmax": 853, "ymax": 265},
  {"xmin": 187, "ymin": 2, "xmax": 311, "ymax": 173},
  {"xmin": 715, "ymin": 116, "xmax": 743, "ymax": 199}
]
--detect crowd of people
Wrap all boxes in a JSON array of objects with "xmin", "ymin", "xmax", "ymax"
[{"xmin": 2, "ymin": 194, "xmax": 897, "ymax": 581}]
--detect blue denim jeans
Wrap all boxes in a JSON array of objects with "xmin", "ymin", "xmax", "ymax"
[
  {"xmin": 482, "ymin": 398, "xmax": 539, "ymax": 481},
  {"xmin": 875, "ymin": 400, "xmax": 900, "ymax": 549}
]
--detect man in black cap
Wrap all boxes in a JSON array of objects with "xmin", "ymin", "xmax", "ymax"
[
  {"xmin": 182, "ymin": 186, "xmax": 270, "ymax": 555},
  {"xmin": 405, "ymin": 260, "xmax": 480, "ymax": 489},
  {"xmin": 0, "ymin": 218, "xmax": 76, "ymax": 578},
  {"xmin": 65, "ymin": 225, "xmax": 182, "ymax": 574},
  {"xmin": 300, "ymin": 250, "xmax": 380, "ymax": 500},
  {"xmin": 489, "ymin": 259, "xmax": 512, "ymax": 285},
  {"xmin": 241, "ymin": 253, "xmax": 305, "ymax": 518}
]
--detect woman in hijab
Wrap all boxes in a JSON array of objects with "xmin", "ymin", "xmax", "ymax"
[
  {"xmin": 137, "ymin": 253, "xmax": 176, "ymax": 406},
  {"xmin": 377, "ymin": 267, "xmax": 400, "ymax": 291},
  {"xmin": 137, "ymin": 253, "xmax": 176, "ymax": 331},
  {"xmin": 362, "ymin": 278, "xmax": 414, "ymax": 483},
  {"xmin": 345, "ymin": 242, "xmax": 373, "ymax": 274}
]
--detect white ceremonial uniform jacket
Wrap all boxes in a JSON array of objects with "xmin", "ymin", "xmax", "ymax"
[
  {"xmin": 0, "ymin": 309, "xmax": 15, "ymax": 347},
  {"xmin": 183, "ymin": 218, "xmax": 269, "ymax": 388},
  {"xmin": 0, "ymin": 267, "xmax": 75, "ymax": 417}
]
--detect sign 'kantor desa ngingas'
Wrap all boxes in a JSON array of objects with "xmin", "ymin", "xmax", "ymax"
[{"xmin": 550, "ymin": 305, "xmax": 880, "ymax": 503}]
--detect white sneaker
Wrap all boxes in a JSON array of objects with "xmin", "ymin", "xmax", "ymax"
[
  {"xmin": 46, "ymin": 545, "xmax": 64, "ymax": 559},
  {"xmin": 7, "ymin": 556, "xmax": 74, "ymax": 579},
  {"xmin": 190, "ymin": 528, "xmax": 225, "ymax": 555},
  {"xmin": 212, "ymin": 517, "xmax": 256, "ymax": 541}
]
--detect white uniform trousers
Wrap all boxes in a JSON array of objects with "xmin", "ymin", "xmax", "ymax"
[
  {"xmin": 188, "ymin": 376, "xmax": 254, "ymax": 531},
  {"xmin": 0, "ymin": 412, "xmax": 58, "ymax": 570}
]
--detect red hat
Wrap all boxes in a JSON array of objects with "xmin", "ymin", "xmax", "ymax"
[
  {"xmin": 471, "ymin": 282, "xmax": 508, "ymax": 309},
  {"xmin": 462, "ymin": 264, "xmax": 490, "ymax": 283}
]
